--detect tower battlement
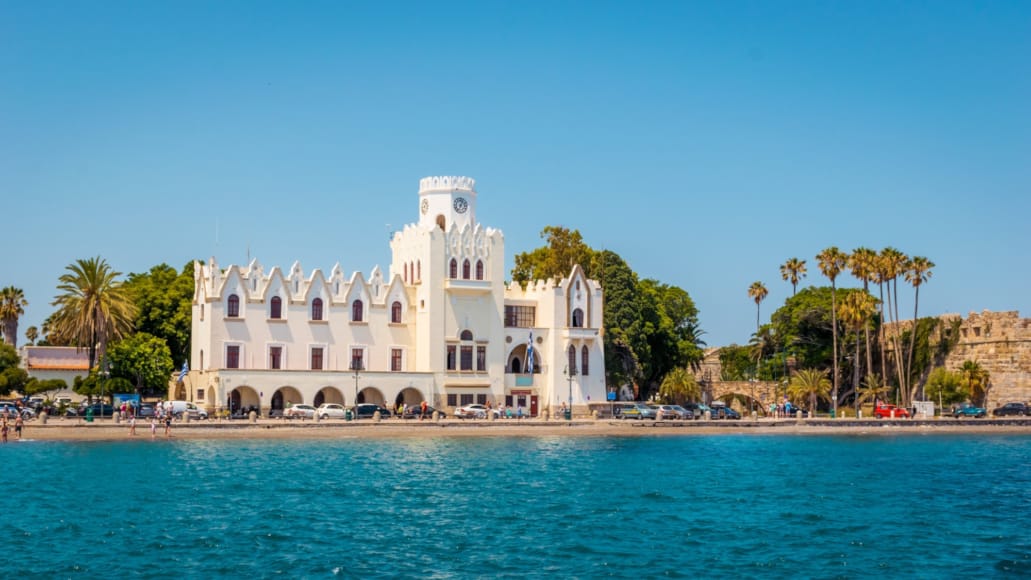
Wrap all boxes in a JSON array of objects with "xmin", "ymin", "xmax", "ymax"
[{"xmin": 419, "ymin": 175, "xmax": 477, "ymax": 195}]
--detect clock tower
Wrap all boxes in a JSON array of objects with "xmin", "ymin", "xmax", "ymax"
[{"xmin": 417, "ymin": 176, "xmax": 476, "ymax": 231}]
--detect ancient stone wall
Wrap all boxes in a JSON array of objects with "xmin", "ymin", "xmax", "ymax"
[{"xmin": 941, "ymin": 311, "xmax": 1031, "ymax": 408}]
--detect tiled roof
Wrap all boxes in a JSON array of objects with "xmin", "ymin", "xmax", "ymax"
[{"xmin": 24, "ymin": 347, "xmax": 90, "ymax": 371}]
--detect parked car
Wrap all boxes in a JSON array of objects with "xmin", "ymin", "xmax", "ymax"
[
  {"xmin": 709, "ymin": 403, "xmax": 741, "ymax": 420},
  {"xmin": 316, "ymin": 403, "xmax": 348, "ymax": 419},
  {"xmin": 992, "ymin": 402, "xmax": 1028, "ymax": 417},
  {"xmin": 653, "ymin": 405, "xmax": 692, "ymax": 420},
  {"xmin": 402, "ymin": 405, "xmax": 446, "ymax": 419},
  {"xmin": 614, "ymin": 403, "xmax": 657, "ymax": 420},
  {"xmin": 874, "ymin": 404, "xmax": 910, "ymax": 419},
  {"xmin": 682, "ymin": 402, "xmax": 711, "ymax": 420},
  {"xmin": 284, "ymin": 404, "xmax": 317, "ymax": 419},
  {"xmin": 454, "ymin": 404, "xmax": 499, "ymax": 419},
  {"xmin": 354, "ymin": 403, "xmax": 392, "ymax": 419},
  {"xmin": 0, "ymin": 404, "xmax": 34, "ymax": 419},
  {"xmin": 138, "ymin": 404, "xmax": 156, "ymax": 418},
  {"xmin": 952, "ymin": 403, "xmax": 987, "ymax": 418},
  {"xmin": 167, "ymin": 400, "xmax": 209, "ymax": 420},
  {"xmin": 79, "ymin": 403, "xmax": 116, "ymax": 417}
]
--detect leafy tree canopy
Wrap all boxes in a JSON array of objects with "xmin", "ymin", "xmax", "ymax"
[
  {"xmin": 512, "ymin": 226, "xmax": 595, "ymax": 284},
  {"xmin": 124, "ymin": 262, "xmax": 194, "ymax": 364},
  {"xmin": 24, "ymin": 378, "xmax": 69, "ymax": 399},
  {"xmin": 107, "ymin": 332, "xmax": 174, "ymax": 397},
  {"xmin": 0, "ymin": 343, "xmax": 28, "ymax": 396},
  {"xmin": 924, "ymin": 367, "xmax": 967, "ymax": 406}
]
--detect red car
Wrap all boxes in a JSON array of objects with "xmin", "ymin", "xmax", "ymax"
[{"xmin": 874, "ymin": 404, "xmax": 910, "ymax": 418}]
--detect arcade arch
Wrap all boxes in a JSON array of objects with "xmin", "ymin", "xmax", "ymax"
[
  {"xmin": 314, "ymin": 386, "xmax": 345, "ymax": 407},
  {"xmin": 507, "ymin": 344, "xmax": 543, "ymax": 373},
  {"xmin": 394, "ymin": 387, "xmax": 425, "ymax": 408},
  {"xmin": 358, "ymin": 386, "xmax": 386, "ymax": 406},
  {"xmin": 270, "ymin": 386, "xmax": 303, "ymax": 415}
]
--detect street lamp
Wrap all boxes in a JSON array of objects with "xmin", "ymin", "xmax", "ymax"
[
  {"xmin": 101, "ymin": 360, "xmax": 110, "ymax": 420},
  {"xmin": 563, "ymin": 364, "xmax": 576, "ymax": 421},
  {"xmin": 349, "ymin": 356, "xmax": 363, "ymax": 420}
]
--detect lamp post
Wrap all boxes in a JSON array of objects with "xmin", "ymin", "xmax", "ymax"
[
  {"xmin": 101, "ymin": 359, "xmax": 110, "ymax": 420},
  {"xmin": 563, "ymin": 364, "xmax": 576, "ymax": 421},
  {"xmin": 349, "ymin": 357, "xmax": 363, "ymax": 420}
]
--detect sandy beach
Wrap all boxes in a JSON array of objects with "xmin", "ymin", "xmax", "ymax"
[{"xmin": 12, "ymin": 416, "xmax": 1031, "ymax": 441}]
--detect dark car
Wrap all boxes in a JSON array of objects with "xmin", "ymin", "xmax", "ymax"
[
  {"xmin": 138, "ymin": 404, "xmax": 157, "ymax": 418},
  {"xmin": 80, "ymin": 403, "xmax": 116, "ymax": 417},
  {"xmin": 710, "ymin": 404, "xmax": 741, "ymax": 420},
  {"xmin": 355, "ymin": 404, "xmax": 392, "ymax": 419},
  {"xmin": 992, "ymin": 402, "xmax": 1028, "ymax": 417},
  {"xmin": 402, "ymin": 405, "xmax": 446, "ymax": 419},
  {"xmin": 952, "ymin": 403, "xmax": 987, "ymax": 418}
]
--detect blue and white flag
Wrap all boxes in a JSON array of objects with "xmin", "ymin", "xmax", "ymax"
[
  {"xmin": 178, "ymin": 360, "xmax": 189, "ymax": 382},
  {"xmin": 526, "ymin": 332, "xmax": 535, "ymax": 374}
]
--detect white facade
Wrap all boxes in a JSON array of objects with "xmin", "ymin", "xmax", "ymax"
[{"xmin": 186, "ymin": 176, "xmax": 606, "ymax": 417}]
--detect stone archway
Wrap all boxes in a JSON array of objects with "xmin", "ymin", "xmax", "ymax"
[
  {"xmin": 314, "ymin": 386, "xmax": 345, "ymax": 407},
  {"xmin": 394, "ymin": 387, "xmax": 424, "ymax": 408},
  {"xmin": 507, "ymin": 344, "xmax": 544, "ymax": 374},
  {"xmin": 359, "ymin": 386, "xmax": 386, "ymax": 406},
  {"xmin": 230, "ymin": 386, "xmax": 260, "ymax": 417},
  {"xmin": 271, "ymin": 386, "xmax": 304, "ymax": 417}
]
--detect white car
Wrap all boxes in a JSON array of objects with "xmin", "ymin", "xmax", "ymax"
[
  {"xmin": 316, "ymin": 403, "xmax": 347, "ymax": 419},
  {"xmin": 454, "ymin": 403, "xmax": 500, "ymax": 419},
  {"xmin": 283, "ymin": 404, "xmax": 316, "ymax": 419}
]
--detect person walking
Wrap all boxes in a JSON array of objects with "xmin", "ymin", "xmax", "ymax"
[
  {"xmin": 150, "ymin": 417, "xmax": 157, "ymax": 439},
  {"xmin": 14, "ymin": 415, "xmax": 23, "ymax": 440},
  {"xmin": 128, "ymin": 414, "xmax": 137, "ymax": 436},
  {"xmin": 1, "ymin": 419, "xmax": 8, "ymax": 443},
  {"xmin": 420, "ymin": 400, "xmax": 428, "ymax": 421},
  {"xmin": 164, "ymin": 413, "xmax": 172, "ymax": 438}
]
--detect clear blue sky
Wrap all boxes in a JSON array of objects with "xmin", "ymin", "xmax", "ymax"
[{"xmin": 2, "ymin": 1, "xmax": 1029, "ymax": 347}]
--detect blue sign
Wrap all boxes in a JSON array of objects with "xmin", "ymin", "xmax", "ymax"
[{"xmin": 607, "ymin": 391, "xmax": 616, "ymax": 401}]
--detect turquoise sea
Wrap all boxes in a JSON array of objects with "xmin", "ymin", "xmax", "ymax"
[{"xmin": 3, "ymin": 433, "xmax": 1030, "ymax": 578}]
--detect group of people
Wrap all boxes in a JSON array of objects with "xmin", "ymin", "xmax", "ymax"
[
  {"xmin": 1, "ymin": 414, "xmax": 23, "ymax": 442},
  {"xmin": 394, "ymin": 400, "xmax": 431, "ymax": 420}
]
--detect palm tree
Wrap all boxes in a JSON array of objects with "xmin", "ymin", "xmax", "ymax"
[
  {"xmin": 903, "ymin": 256, "xmax": 934, "ymax": 402},
  {"xmin": 838, "ymin": 290, "xmax": 879, "ymax": 413},
  {"xmin": 788, "ymin": 368, "xmax": 831, "ymax": 414},
  {"xmin": 959, "ymin": 360, "xmax": 990, "ymax": 407},
  {"xmin": 747, "ymin": 281, "xmax": 768, "ymax": 333},
  {"xmin": 817, "ymin": 246, "xmax": 849, "ymax": 414},
  {"xmin": 780, "ymin": 258, "xmax": 807, "ymax": 296},
  {"xmin": 0, "ymin": 286, "xmax": 28, "ymax": 347},
  {"xmin": 658, "ymin": 367, "xmax": 702, "ymax": 406},
  {"xmin": 50, "ymin": 256, "xmax": 137, "ymax": 370},
  {"xmin": 848, "ymin": 247, "xmax": 878, "ymax": 376},
  {"xmin": 25, "ymin": 326, "xmax": 38, "ymax": 346},
  {"xmin": 880, "ymin": 248, "xmax": 910, "ymax": 398},
  {"xmin": 855, "ymin": 373, "xmax": 888, "ymax": 411}
]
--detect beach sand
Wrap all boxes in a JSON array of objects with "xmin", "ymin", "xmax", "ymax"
[{"xmin": 13, "ymin": 417, "xmax": 1031, "ymax": 441}]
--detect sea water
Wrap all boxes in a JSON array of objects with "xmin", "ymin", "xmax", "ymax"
[{"xmin": 2, "ymin": 433, "xmax": 1029, "ymax": 578}]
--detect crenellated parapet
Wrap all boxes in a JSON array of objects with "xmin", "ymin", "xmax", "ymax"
[{"xmin": 419, "ymin": 175, "xmax": 476, "ymax": 195}]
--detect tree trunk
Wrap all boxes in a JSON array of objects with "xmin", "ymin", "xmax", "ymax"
[
  {"xmin": 905, "ymin": 287, "xmax": 920, "ymax": 404},
  {"xmin": 878, "ymin": 282, "xmax": 887, "ymax": 383},
  {"xmin": 830, "ymin": 282, "xmax": 839, "ymax": 415}
]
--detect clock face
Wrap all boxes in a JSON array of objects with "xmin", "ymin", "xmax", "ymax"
[
  {"xmin": 420, "ymin": 199, "xmax": 429, "ymax": 215},
  {"xmin": 453, "ymin": 197, "xmax": 468, "ymax": 214}
]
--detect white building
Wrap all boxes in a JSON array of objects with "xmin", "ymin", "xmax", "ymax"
[{"xmin": 185, "ymin": 176, "xmax": 606, "ymax": 417}]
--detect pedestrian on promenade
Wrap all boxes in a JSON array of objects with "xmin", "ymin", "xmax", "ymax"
[
  {"xmin": 14, "ymin": 415, "xmax": 23, "ymax": 440},
  {"xmin": 420, "ymin": 400, "xmax": 428, "ymax": 420}
]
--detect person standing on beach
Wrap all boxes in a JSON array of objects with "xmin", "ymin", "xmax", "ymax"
[
  {"xmin": 164, "ymin": 413, "xmax": 172, "ymax": 438},
  {"xmin": 1, "ymin": 419, "xmax": 8, "ymax": 443},
  {"xmin": 128, "ymin": 414, "xmax": 137, "ymax": 436},
  {"xmin": 14, "ymin": 415, "xmax": 23, "ymax": 440},
  {"xmin": 150, "ymin": 417, "xmax": 157, "ymax": 439}
]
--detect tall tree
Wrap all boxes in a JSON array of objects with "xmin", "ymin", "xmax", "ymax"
[
  {"xmin": 837, "ymin": 290, "xmax": 878, "ymax": 412},
  {"xmin": 0, "ymin": 286, "xmax": 28, "ymax": 347},
  {"xmin": 903, "ymin": 256, "xmax": 934, "ymax": 402},
  {"xmin": 107, "ymin": 332, "xmax": 174, "ymax": 398},
  {"xmin": 879, "ymin": 248, "xmax": 909, "ymax": 397},
  {"xmin": 657, "ymin": 367, "xmax": 701, "ymax": 405},
  {"xmin": 50, "ymin": 256, "xmax": 137, "ymax": 370},
  {"xmin": 817, "ymin": 246, "xmax": 849, "ymax": 413},
  {"xmin": 780, "ymin": 258, "xmax": 808, "ymax": 296},
  {"xmin": 959, "ymin": 360, "xmax": 990, "ymax": 406},
  {"xmin": 512, "ymin": 226, "xmax": 595, "ymax": 283},
  {"xmin": 25, "ymin": 326, "xmax": 38, "ymax": 346},
  {"xmin": 124, "ymin": 263, "xmax": 195, "ymax": 365},
  {"xmin": 747, "ymin": 281, "xmax": 768, "ymax": 333},
  {"xmin": 0, "ymin": 343, "xmax": 29, "ymax": 396},
  {"xmin": 848, "ymin": 247, "xmax": 878, "ymax": 376}
]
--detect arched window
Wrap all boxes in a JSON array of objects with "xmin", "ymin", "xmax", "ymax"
[
  {"xmin": 510, "ymin": 358, "xmax": 521, "ymax": 374},
  {"xmin": 460, "ymin": 330, "xmax": 473, "ymax": 341},
  {"xmin": 311, "ymin": 297, "xmax": 323, "ymax": 321},
  {"xmin": 417, "ymin": 261, "xmax": 421, "ymax": 281},
  {"xmin": 581, "ymin": 345, "xmax": 590, "ymax": 376},
  {"xmin": 449, "ymin": 259, "xmax": 458, "ymax": 278},
  {"xmin": 351, "ymin": 299, "xmax": 364, "ymax": 322},
  {"xmin": 567, "ymin": 345, "xmax": 577, "ymax": 375},
  {"xmin": 227, "ymin": 294, "xmax": 240, "ymax": 318},
  {"xmin": 391, "ymin": 301, "xmax": 402, "ymax": 323},
  {"xmin": 462, "ymin": 260, "xmax": 471, "ymax": 280},
  {"xmin": 403, "ymin": 263, "xmax": 408, "ymax": 283},
  {"xmin": 270, "ymin": 296, "xmax": 282, "ymax": 319},
  {"xmin": 572, "ymin": 308, "xmax": 584, "ymax": 328},
  {"xmin": 475, "ymin": 260, "xmax": 484, "ymax": 280}
]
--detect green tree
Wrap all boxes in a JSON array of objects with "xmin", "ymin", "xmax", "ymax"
[
  {"xmin": 107, "ymin": 332, "xmax": 174, "ymax": 398},
  {"xmin": 718, "ymin": 344, "xmax": 754, "ymax": 381},
  {"xmin": 124, "ymin": 263, "xmax": 195, "ymax": 364},
  {"xmin": 879, "ymin": 247, "xmax": 910, "ymax": 394},
  {"xmin": 816, "ymin": 246, "xmax": 849, "ymax": 416},
  {"xmin": 50, "ymin": 256, "xmax": 137, "ymax": 370},
  {"xmin": 903, "ymin": 256, "xmax": 934, "ymax": 403},
  {"xmin": 780, "ymin": 257, "xmax": 807, "ymax": 296},
  {"xmin": 0, "ymin": 286, "xmax": 28, "ymax": 347},
  {"xmin": 837, "ymin": 290, "xmax": 879, "ymax": 410},
  {"xmin": 0, "ymin": 343, "xmax": 29, "ymax": 396},
  {"xmin": 855, "ymin": 373, "xmax": 888, "ymax": 410},
  {"xmin": 747, "ymin": 281, "xmax": 768, "ymax": 333},
  {"xmin": 24, "ymin": 377, "xmax": 69, "ymax": 400},
  {"xmin": 849, "ymin": 247, "xmax": 879, "ymax": 376},
  {"xmin": 959, "ymin": 360, "xmax": 990, "ymax": 406},
  {"xmin": 657, "ymin": 367, "xmax": 701, "ymax": 405},
  {"xmin": 512, "ymin": 226, "xmax": 595, "ymax": 283},
  {"xmin": 788, "ymin": 368, "xmax": 831, "ymax": 413},
  {"xmin": 25, "ymin": 326, "xmax": 38, "ymax": 346},
  {"xmin": 925, "ymin": 367, "xmax": 966, "ymax": 408}
]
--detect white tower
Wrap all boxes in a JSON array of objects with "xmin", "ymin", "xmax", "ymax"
[{"xmin": 417, "ymin": 176, "xmax": 477, "ymax": 231}]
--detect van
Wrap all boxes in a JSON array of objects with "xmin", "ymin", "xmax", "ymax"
[{"xmin": 168, "ymin": 400, "xmax": 208, "ymax": 420}]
